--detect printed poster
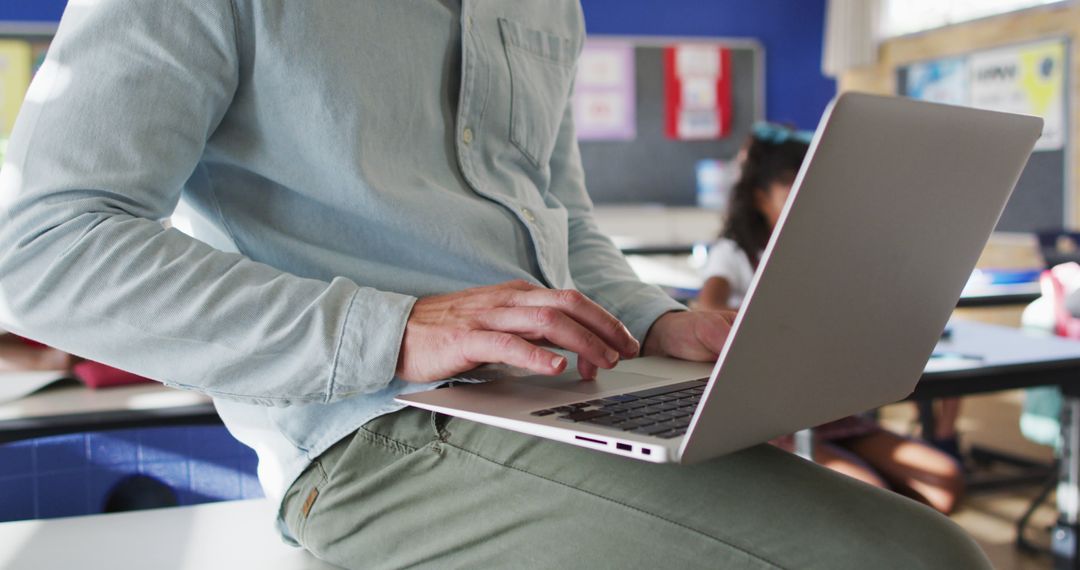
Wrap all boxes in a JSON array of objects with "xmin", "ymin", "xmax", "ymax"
[
  {"xmin": 663, "ymin": 44, "xmax": 732, "ymax": 140},
  {"xmin": 0, "ymin": 40, "xmax": 32, "ymax": 137},
  {"xmin": 969, "ymin": 39, "xmax": 1066, "ymax": 151},
  {"xmin": 904, "ymin": 57, "xmax": 968, "ymax": 106},
  {"xmin": 573, "ymin": 41, "xmax": 636, "ymax": 141}
]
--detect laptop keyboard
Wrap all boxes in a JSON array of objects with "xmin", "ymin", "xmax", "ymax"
[{"xmin": 529, "ymin": 379, "xmax": 708, "ymax": 439}]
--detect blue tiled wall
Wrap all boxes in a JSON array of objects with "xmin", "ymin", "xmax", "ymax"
[{"xmin": 0, "ymin": 426, "xmax": 263, "ymax": 522}]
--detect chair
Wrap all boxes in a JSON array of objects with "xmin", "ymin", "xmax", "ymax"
[{"xmin": 1013, "ymin": 264, "xmax": 1080, "ymax": 552}]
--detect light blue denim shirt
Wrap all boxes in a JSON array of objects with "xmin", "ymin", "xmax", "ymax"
[{"xmin": 0, "ymin": 0, "xmax": 684, "ymax": 541}]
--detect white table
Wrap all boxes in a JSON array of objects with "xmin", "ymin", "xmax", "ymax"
[
  {"xmin": 0, "ymin": 499, "xmax": 338, "ymax": 570},
  {"xmin": 0, "ymin": 382, "xmax": 216, "ymax": 443}
]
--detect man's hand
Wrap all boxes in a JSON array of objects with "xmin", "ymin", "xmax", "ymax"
[
  {"xmin": 396, "ymin": 280, "xmax": 640, "ymax": 382},
  {"xmin": 642, "ymin": 310, "xmax": 737, "ymax": 361}
]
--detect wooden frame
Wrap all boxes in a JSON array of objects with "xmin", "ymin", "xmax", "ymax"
[{"xmin": 841, "ymin": 3, "xmax": 1080, "ymax": 226}]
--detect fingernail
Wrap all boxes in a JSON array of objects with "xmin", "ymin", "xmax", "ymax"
[
  {"xmin": 552, "ymin": 356, "xmax": 566, "ymax": 370},
  {"xmin": 605, "ymin": 349, "xmax": 619, "ymax": 365}
]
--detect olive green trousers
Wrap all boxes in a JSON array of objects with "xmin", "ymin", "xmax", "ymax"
[{"xmin": 282, "ymin": 407, "xmax": 989, "ymax": 569}]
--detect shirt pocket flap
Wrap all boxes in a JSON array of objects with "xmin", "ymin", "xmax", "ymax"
[{"xmin": 497, "ymin": 18, "xmax": 576, "ymax": 65}]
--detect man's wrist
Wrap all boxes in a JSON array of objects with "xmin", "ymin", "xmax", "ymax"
[{"xmin": 641, "ymin": 310, "xmax": 680, "ymax": 357}]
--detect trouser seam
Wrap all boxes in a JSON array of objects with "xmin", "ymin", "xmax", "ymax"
[
  {"xmin": 358, "ymin": 426, "xmax": 420, "ymax": 455},
  {"xmin": 431, "ymin": 411, "xmax": 451, "ymax": 442},
  {"xmin": 445, "ymin": 442, "xmax": 787, "ymax": 570},
  {"xmin": 298, "ymin": 460, "xmax": 330, "ymax": 546}
]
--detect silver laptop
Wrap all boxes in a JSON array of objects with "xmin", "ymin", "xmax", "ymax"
[{"xmin": 397, "ymin": 92, "xmax": 1042, "ymax": 464}]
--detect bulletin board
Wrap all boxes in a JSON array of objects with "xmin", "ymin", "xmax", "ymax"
[
  {"xmin": 576, "ymin": 36, "xmax": 764, "ymax": 206},
  {"xmin": 896, "ymin": 37, "xmax": 1071, "ymax": 233},
  {"xmin": 0, "ymin": 25, "xmax": 54, "ymax": 141}
]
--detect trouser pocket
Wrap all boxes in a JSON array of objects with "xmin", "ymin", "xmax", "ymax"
[
  {"xmin": 297, "ymin": 412, "xmax": 449, "ymax": 565},
  {"xmin": 282, "ymin": 457, "xmax": 329, "ymax": 547}
]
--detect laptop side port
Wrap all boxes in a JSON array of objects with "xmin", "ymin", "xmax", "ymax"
[
  {"xmin": 574, "ymin": 435, "xmax": 607, "ymax": 446},
  {"xmin": 616, "ymin": 442, "xmax": 632, "ymax": 452}
]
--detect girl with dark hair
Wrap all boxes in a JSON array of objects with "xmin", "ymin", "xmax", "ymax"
[
  {"xmin": 697, "ymin": 123, "xmax": 966, "ymax": 515},
  {"xmin": 698, "ymin": 123, "xmax": 810, "ymax": 309}
]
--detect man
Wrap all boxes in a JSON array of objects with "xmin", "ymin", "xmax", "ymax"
[{"xmin": 0, "ymin": 1, "xmax": 988, "ymax": 568}]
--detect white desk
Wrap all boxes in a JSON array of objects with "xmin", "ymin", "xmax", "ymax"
[
  {"xmin": 0, "ymin": 382, "xmax": 216, "ymax": 443},
  {"xmin": 624, "ymin": 252, "xmax": 1043, "ymax": 308},
  {"xmin": 0, "ymin": 499, "xmax": 338, "ymax": 570},
  {"xmin": 593, "ymin": 205, "xmax": 720, "ymax": 251},
  {"xmin": 910, "ymin": 320, "xmax": 1080, "ymax": 567}
]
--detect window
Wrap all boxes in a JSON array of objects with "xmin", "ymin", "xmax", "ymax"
[{"xmin": 882, "ymin": 0, "xmax": 1066, "ymax": 38}]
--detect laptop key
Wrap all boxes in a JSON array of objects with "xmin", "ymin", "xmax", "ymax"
[
  {"xmin": 558, "ymin": 409, "xmax": 611, "ymax": 422},
  {"xmin": 621, "ymin": 418, "xmax": 656, "ymax": 429},
  {"xmin": 601, "ymin": 394, "xmax": 639, "ymax": 403},
  {"xmin": 625, "ymin": 380, "xmax": 709, "ymax": 400},
  {"xmin": 586, "ymin": 416, "xmax": 627, "ymax": 427},
  {"xmin": 631, "ymin": 424, "xmax": 675, "ymax": 436},
  {"xmin": 656, "ymin": 428, "xmax": 688, "ymax": 439},
  {"xmin": 530, "ymin": 409, "xmax": 555, "ymax": 417}
]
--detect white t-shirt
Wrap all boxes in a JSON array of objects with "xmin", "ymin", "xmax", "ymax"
[{"xmin": 701, "ymin": 238, "xmax": 757, "ymax": 308}]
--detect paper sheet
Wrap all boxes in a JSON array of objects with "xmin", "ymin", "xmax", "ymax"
[{"xmin": 0, "ymin": 370, "xmax": 70, "ymax": 403}]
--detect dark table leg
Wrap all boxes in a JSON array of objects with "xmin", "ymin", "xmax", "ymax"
[
  {"xmin": 917, "ymin": 399, "xmax": 936, "ymax": 441},
  {"xmin": 1054, "ymin": 394, "xmax": 1080, "ymax": 569}
]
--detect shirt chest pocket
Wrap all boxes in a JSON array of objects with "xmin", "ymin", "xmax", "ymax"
[{"xmin": 498, "ymin": 18, "xmax": 576, "ymax": 169}]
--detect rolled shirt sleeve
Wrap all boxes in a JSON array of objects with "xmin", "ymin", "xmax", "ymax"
[
  {"xmin": 0, "ymin": 0, "xmax": 412, "ymax": 406},
  {"xmin": 545, "ymin": 98, "xmax": 686, "ymax": 344}
]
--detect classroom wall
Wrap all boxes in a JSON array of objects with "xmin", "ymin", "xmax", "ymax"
[
  {"xmin": 1, "ymin": 0, "xmax": 837, "ymax": 131},
  {"xmin": 0, "ymin": 426, "xmax": 261, "ymax": 522},
  {"xmin": 0, "ymin": 0, "xmax": 65, "ymax": 25},
  {"xmin": 839, "ymin": 3, "xmax": 1080, "ymax": 228},
  {"xmin": 579, "ymin": 0, "xmax": 837, "ymax": 129}
]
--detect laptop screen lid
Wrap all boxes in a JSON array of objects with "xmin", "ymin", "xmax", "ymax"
[{"xmin": 678, "ymin": 93, "xmax": 1042, "ymax": 463}]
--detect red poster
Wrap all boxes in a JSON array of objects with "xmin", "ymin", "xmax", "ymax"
[{"xmin": 664, "ymin": 44, "xmax": 732, "ymax": 140}]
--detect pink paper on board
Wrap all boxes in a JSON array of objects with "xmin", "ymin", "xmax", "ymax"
[{"xmin": 573, "ymin": 41, "xmax": 636, "ymax": 141}]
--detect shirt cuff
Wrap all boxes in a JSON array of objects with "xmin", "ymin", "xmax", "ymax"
[
  {"xmin": 607, "ymin": 284, "xmax": 687, "ymax": 347},
  {"xmin": 326, "ymin": 286, "xmax": 417, "ymax": 402}
]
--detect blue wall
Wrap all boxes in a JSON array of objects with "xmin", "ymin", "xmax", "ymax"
[
  {"xmin": 0, "ymin": 426, "xmax": 261, "ymax": 522},
  {"xmin": 1, "ymin": 0, "xmax": 835, "ymax": 128},
  {"xmin": 0, "ymin": 0, "xmax": 65, "ymax": 23},
  {"xmin": 581, "ymin": 0, "xmax": 834, "ymax": 129}
]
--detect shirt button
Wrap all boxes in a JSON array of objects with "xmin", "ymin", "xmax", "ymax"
[
  {"xmin": 466, "ymin": 17, "xmax": 474, "ymax": 31},
  {"xmin": 521, "ymin": 207, "xmax": 536, "ymax": 223},
  {"xmin": 462, "ymin": 127, "xmax": 474, "ymax": 144}
]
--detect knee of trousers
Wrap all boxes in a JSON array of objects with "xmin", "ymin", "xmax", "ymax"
[{"xmin": 872, "ymin": 499, "xmax": 990, "ymax": 569}]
